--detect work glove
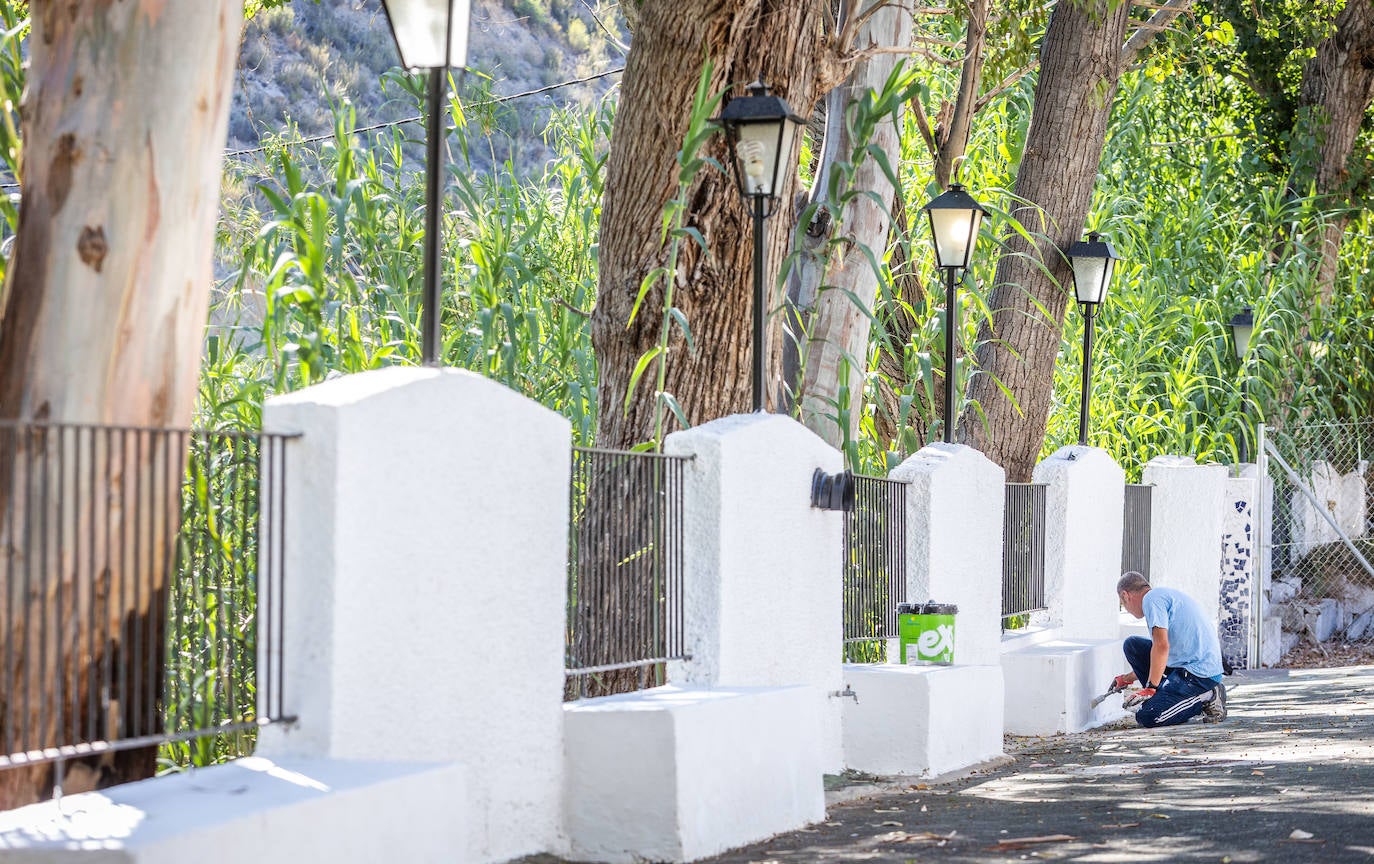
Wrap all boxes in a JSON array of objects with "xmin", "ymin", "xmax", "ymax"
[
  {"xmin": 1111, "ymin": 674, "xmax": 1133, "ymax": 691},
  {"xmin": 1122, "ymin": 687, "xmax": 1156, "ymax": 708}
]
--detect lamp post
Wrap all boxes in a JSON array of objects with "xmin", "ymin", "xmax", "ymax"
[
  {"xmin": 1229, "ymin": 305, "xmax": 1254, "ymax": 462},
  {"xmin": 380, "ymin": 0, "xmax": 471, "ymax": 366},
  {"xmin": 1067, "ymin": 231, "xmax": 1120, "ymax": 446},
  {"xmin": 922, "ymin": 184, "xmax": 986, "ymax": 443},
  {"xmin": 718, "ymin": 79, "xmax": 804, "ymax": 412}
]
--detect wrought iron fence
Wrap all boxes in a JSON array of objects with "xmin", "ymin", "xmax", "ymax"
[
  {"xmin": 842, "ymin": 475, "xmax": 907, "ymax": 662},
  {"xmin": 1002, "ymin": 483, "xmax": 1047, "ymax": 628},
  {"xmin": 1259, "ymin": 420, "xmax": 1374, "ymax": 663},
  {"xmin": 0, "ymin": 421, "xmax": 292, "ymax": 783},
  {"xmin": 1121, "ymin": 483, "xmax": 1153, "ymax": 580},
  {"xmin": 566, "ymin": 446, "xmax": 688, "ymax": 699}
]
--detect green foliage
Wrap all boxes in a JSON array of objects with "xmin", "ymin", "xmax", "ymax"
[
  {"xmin": 623, "ymin": 61, "xmax": 721, "ymax": 451},
  {"xmin": 209, "ymin": 78, "xmax": 607, "ymax": 444}
]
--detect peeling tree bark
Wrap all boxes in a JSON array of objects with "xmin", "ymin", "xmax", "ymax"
[
  {"xmin": 793, "ymin": 0, "xmax": 916, "ymax": 451},
  {"xmin": 0, "ymin": 0, "xmax": 243, "ymax": 809}
]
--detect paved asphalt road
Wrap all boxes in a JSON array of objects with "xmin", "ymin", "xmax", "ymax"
[{"xmin": 700, "ymin": 665, "xmax": 1374, "ymax": 863}]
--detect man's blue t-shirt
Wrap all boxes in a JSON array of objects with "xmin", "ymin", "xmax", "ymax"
[{"xmin": 1142, "ymin": 587, "xmax": 1223, "ymax": 682}]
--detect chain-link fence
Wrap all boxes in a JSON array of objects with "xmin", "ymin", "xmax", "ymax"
[{"xmin": 1260, "ymin": 419, "xmax": 1374, "ymax": 664}]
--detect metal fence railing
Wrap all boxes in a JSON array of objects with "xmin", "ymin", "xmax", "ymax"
[
  {"xmin": 566, "ymin": 446, "xmax": 688, "ymax": 699},
  {"xmin": 0, "ymin": 421, "xmax": 293, "ymax": 794},
  {"xmin": 1259, "ymin": 420, "xmax": 1374, "ymax": 664},
  {"xmin": 1002, "ymin": 482, "xmax": 1047, "ymax": 629},
  {"xmin": 1122, "ymin": 483, "xmax": 1153, "ymax": 579},
  {"xmin": 842, "ymin": 475, "xmax": 907, "ymax": 662}
]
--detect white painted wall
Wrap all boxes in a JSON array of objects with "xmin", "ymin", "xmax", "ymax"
[
  {"xmin": 890, "ymin": 443, "xmax": 1005, "ymax": 666},
  {"xmin": 0, "ymin": 757, "xmax": 467, "ymax": 863},
  {"xmin": 842, "ymin": 664, "xmax": 1003, "ymax": 777},
  {"xmin": 258, "ymin": 367, "xmax": 569, "ymax": 864},
  {"xmin": 1032, "ymin": 446, "xmax": 1124, "ymax": 640},
  {"xmin": 1143, "ymin": 455, "xmax": 1226, "ymax": 623},
  {"xmin": 665, "ymin": 413, "xmax": 845, "ymax": 772},
  {"xmin": 563, "ymin": 685, "xmax": 825, "ymax": 863}
]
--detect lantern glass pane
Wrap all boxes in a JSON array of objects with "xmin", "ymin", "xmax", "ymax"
[
  {"xmin": 1072, "ymin": 255, "xmax": 1108, "ymax": 303},
  {"xmin": 1234, "ymin": 324, "xmax": 1253, "ymax": 359},
  {"xmin": 384, "ymin": 0, "xmax": 470, "ymax": 69},
  {"xmin": 735, "ymin": 119, "xmax": 785, "ymax": 196},
  {"xmin": 929, "ymin": 207, "xmax": 981, "ymax": 269}
]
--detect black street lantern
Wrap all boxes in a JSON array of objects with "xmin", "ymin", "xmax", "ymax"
[
  {"xmin": 1229, "ymin": 305, "xmax": 1255, "ymax": 462},
  {"xmin": 1228, "ymin": 306, "xmax": 1254, "ymax": 361},
  {"xmin": 717, "ymin": 80, "xmax": 804, "ymax": 412},
  {"xmin": 922, "ymin": 184, "xmax": 986, "ymax": 443},
  {"xmin": 380, "ymin": 0, "xmax": 471, "ymax": 366},
  {"xmin": 1067, "ymin": 232, "xmax": 1120, "ymax": 446}
]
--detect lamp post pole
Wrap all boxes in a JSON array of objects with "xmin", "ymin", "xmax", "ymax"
[
  {"xmin": 1067, "ymin": 231, "xmax": 1120, "ymax": 448},
  {"xmin": 751, "ymin": 193, "xmax": 767, "ymax": 412},
  {"xmin": 943, "ymin": 266, "xmax": 959, "ymax": 443},
  {"xmin": 1078, "ymin": 301, "xmax": 1096, "ymax": 446},
  {"xmin": 715, "ymin": 79, "xmax": 803, "ymax": 414},
  {"xmin": 421, "ymin": 67, "xmax": 446, "ymax": 366},
  {"xmin": 1238, "ymin": 376, "xmax": 1249, "ymax": 463}
]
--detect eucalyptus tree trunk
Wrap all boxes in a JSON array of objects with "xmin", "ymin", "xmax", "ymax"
[
  {"xmin": 0, "ymin": 0, "xmax": 243, "ymax": 808},
  {"xmin": 592, "ymin": 0, "xmax": 840, "ymax": 448},
  {"xmin": 959, "ymin": 0, "xmax": 1133, "ymax": 481},
  {"xmin": 793, "ymin": 0, "xmax": 915, "ymax": 451},
  {"xmin": 1298, "ymin": 0, "xmax": 1374, "ymax": 307}
]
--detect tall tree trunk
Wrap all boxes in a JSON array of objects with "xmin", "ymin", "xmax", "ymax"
[
  {"xmin": 0, "ymin": 0, "xmax": 243, "ymax": 809},
  {"xmin": 592, "ymin": 0, "xmax": 839, "ymax": 449},
  {"xmin": 959, "ymin": 0, "xmax": 1133, "ymax": 481},
  {"xmin": 794, "ymin": 0, "xmax": 915, "ymax": 452},
  {"xmin": 1299, "ymin": 0, "xmax": 1374, "ymax": 308}
]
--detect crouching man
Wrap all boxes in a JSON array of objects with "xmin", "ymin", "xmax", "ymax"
[{"xmin": 1112, "ymin": 571, "xmax": 1226, "ymax": 727}]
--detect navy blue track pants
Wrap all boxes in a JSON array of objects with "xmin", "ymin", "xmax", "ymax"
[{"xmin": 1122, "ymin": 635, "xmax": 1214, "ymax": 727}]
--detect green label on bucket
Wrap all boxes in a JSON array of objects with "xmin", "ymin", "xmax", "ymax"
[{"xmin": 898, "ymin": 612, "xmax": 956, "ymax": 664}]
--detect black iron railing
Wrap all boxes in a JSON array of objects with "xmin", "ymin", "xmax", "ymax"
[
  {"xmin": 0, "ymin": 421, "xmax": 292, "ymax": 777},
  {"xmin": 843, "ymin": 475, "xmax": 907, "ymax": 661},
  {"xmin": 566, "ymin": 446, "xmax": 688, "ymax": 698},
  {"xmin": 1121, "ymin": 483, "xmax": 1153, "ymax": 579},
  {"xmin": 1002, "ymin": 482, "xmax": 1047, "ymax": 628}
]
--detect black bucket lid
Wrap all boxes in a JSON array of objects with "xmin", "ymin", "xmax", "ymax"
[{"xmin": 896, "ymin": 602, "xmax": 959, "ymax": 615}]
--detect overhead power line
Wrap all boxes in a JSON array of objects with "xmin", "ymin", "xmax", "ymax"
[{"xmin": 0, "ymin": 66, "xmax": 625, "ymax": 192}]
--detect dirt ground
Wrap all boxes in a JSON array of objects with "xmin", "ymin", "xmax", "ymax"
[{"xmin": 1282, "ymin": 637, "xmax": 1374, "ymax": 669}]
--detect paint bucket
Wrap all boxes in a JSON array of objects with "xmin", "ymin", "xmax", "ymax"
[{"xmin": 896, "ymin": 602, "xmax": 958, "ymax": 664}]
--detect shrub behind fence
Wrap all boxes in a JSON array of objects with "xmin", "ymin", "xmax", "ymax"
[
  {"xmin": 1002, "ymin": 482, "xmax": 1047, "ymax": 629},
  {"xmin": 0, "ymin": 422, "xmax": 291, "ymax": 783},
  {"xmin": 842, "ymin": 475, "xmax": 907, "ymax": 662},
  {"xmin": 566, "ymin": 446, "xmax": 688, "ymax": 698}
]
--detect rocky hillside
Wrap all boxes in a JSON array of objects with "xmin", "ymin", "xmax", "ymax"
[{"xmin": 231, "ymin": 0, "xmax": 626, "ymax": 173}]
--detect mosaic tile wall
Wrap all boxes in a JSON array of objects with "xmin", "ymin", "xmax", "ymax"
[{"xmin": 1219, "ymin": 484, "xmax": 1255, "ymax": 671}]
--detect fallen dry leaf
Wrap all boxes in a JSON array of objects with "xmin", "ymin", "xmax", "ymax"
[{"xmin": 994, "ymin": 834, "xmax": 1078, "ymax": 851}]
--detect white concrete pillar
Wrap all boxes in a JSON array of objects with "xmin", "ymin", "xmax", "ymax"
[
  {"xmin": 1032, "ymin": 445, "xmax": 1124, "ymax": 640},
  {"xmin": 1221, "ymin": 476, "xmax": 1258, "ymax": 670},
  {"xmin": 665, "ymin": 413, "xmax": 845, "ymax": 771},
  {"xmin": 890, "ymin": 443, "xmax": 1005, "ymax": 667},
  {"xmin": 258, "ymin": 367, "xmax": 570, "ymax": 864},
  {"xmin": 1143, "ymin": 455, "xmax": 1227, "ymax": 623}
]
